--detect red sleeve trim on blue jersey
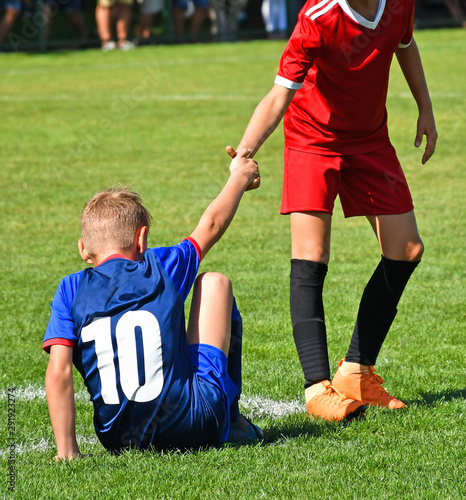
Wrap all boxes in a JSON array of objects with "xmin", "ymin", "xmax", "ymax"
[
  {"xmin": 184, "ymin": 236, "xmax": 202, "ymax": 262},
  {"xmin": 42, "ymin": 338, "xmax": 76, "ymax": 353}
]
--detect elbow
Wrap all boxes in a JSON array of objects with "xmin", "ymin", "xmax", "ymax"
[
  {"xmin": 200, "ymin": 215, "xmax": 226, "ymax": 242},
  {"xmin": 46, "ymin": 360, "xmax": 73, "ymax": 391}
]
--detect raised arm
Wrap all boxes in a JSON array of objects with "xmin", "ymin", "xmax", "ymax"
[
  {"xmin": 45, "ymin": 345, "xmax": 81, "ymax": 460},
  {"xmin": 396, "ymin": 39, "xmax": 438, "ymax": 164},
  {"xmin": 234, "ymin": 84, "xmax": 296, "ymax": 159},
  {"xmin": 189, "ymin": 152, "xmax": 260, "ymax": 260}
]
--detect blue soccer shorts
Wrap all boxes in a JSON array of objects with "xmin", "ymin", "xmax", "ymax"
[{"xmin": 189, "ymin": 343, "xmax": 239, "ymax": 444}]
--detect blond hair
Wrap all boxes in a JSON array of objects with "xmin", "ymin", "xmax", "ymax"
[{"xmin": 81, "ymin": 186, "xmax": 152, "ymax": 257}]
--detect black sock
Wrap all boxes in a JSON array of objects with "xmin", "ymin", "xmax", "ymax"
[
  {"xmin": 228, "ymin": 301, "xmax": 242, "ymax": 422},
  {"xmin": 290, "ymin": 259, "xmax": 330, "ymax": 388},
  {"xmin": 346, "ymin": 256, "xmax": 420, "ymax": 366}
]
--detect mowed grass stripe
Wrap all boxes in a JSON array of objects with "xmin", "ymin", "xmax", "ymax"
[
  {"xmin": 1, "ymin": 52, "xmax": 281, "ymax": 77},
  {"xmin": 1, "ymin": 384, "xmax": 304, "ymax": 416},
  {"xmin": 0, "ymin": 94, "xmax": 261, "ymax": 102},
  {"xmin": 0, "ymin": 91, "xmax": 463, "ymax": 102}
]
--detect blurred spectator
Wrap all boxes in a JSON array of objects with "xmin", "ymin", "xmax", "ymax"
[
  {"xmin": 135, "ymin": 0, "xmax": 163, "ymax": 44},
  {"xmin": 174, "ymin": 0, "xmax": 209, "ymax": 42},
  {"xmin": 242, "ymin": 0, "xmax": 265, "ymax": 37},
  {"xmin": 42, "ymin": 0, "xmax": 87, "ymax": 42},
  {"xmin": 0, "ymin": 0, "xmax": 21, "ymax": 44},
  {"xmin": 289, "ymin": 0, "xmax": 305, "ymax": 28},
  {"xmin": 261, "ymin": 0, "xmax": 287, "ymax": 39},
  {"xmin": 444, "ymin": 0, "xmax": 466, "ymax": 26},
  {"xmin": 210, "ymin": 0, "xmax": 240, "ymax": 41},
  {"xmin": 96, "ymin": 0, "xmax": 135, "ymax": 50}
]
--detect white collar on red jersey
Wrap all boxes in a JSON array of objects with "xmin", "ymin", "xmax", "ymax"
[
  {"xmin": 305, "ymin": 0, "xmax": 386, "ymax": 30},
  {"xmin": 339, "ymin": 0, "xmax": 386, "ymax": 29}
]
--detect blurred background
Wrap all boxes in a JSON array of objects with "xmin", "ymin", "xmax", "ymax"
[{"xmin": 0, "ymin": 0, "xmax": 464, "ymax": 53}]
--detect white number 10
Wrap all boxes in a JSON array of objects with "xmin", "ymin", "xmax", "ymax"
[{"xmin": 81, "ymin": 310, "xmax": 164, "ymax": 404}]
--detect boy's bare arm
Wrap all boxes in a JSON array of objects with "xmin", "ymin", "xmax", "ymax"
[
  {"xmin": 234, "ymin": 84, "xmax": 296, "ymax": 159},
  {"xmin": 189, "ymin": 152, "xmax": 260, "ymax": 260},
  {"xmin": 396, "ymin": 39, "xmax": 438, "ymax": 164},
  {"xmin": 45, "ymin": 345, "xmax": 81, "ymax": 460}
]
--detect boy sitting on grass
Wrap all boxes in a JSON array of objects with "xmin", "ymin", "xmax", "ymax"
[{"xmin": 43, "ymin": 151, "xmax": 261, "ymax": 459}]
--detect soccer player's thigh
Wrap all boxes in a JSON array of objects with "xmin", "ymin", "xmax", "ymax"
[
  {"xmin": 186, "ymin": 272, "xmax": 233, "ymax": 355},
  {"xmin": 290, "ymin": 212, "xmax": 332, "ymax": 263},
  {"xmin": 282, "ymin": 148, "xmax": 338, "ymax": 264},
  {"xmin": 339, "ymin": 146, "xmax": 423, "ymax": 261}
]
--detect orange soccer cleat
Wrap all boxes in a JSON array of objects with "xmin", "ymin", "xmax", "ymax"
[
  {"xmin": 332, "ymin": 359, "xmax": 405, "ymax": 409},
  {"xmin": 305, "ymin": 380, "xmax": 366, "ymax": 421}
]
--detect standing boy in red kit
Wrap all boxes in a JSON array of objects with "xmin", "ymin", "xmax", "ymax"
[{"xmin": 227, "ymin": 0, "xmax": 437, "ymax": 421}]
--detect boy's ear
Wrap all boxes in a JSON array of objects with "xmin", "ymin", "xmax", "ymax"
[
  {"xmin": 136, "ymin": 226, "xmax": 148, "ymax": 256},
  {"xmin": 78, "ymin": 239, "xmax": 94, "ymax": 264}
]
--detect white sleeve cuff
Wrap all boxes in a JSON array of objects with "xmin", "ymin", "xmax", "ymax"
[
  {"xmin": 398, "ymin": 37, "xmax": 413, "ymax": 49},
  {"xmin": 274, "ymin": 75, "xmax": 303, "ymax": 90}
]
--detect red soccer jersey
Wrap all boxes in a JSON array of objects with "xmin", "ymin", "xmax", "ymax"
[{"xmin": 276, "ymin": 0, "xmax": 415, "ymax": 154}]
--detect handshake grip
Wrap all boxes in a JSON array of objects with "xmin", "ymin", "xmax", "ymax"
[{"xmin": 226, "ymin": 146, "xmax": 261, "ymax": 191}]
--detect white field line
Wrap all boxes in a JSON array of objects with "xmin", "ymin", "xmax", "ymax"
[
  {"xmin": 389, "ymin": 91, "xmax": 462, "ymax": 99},
  {"xmin": 1, "ymin": 385, "xmax": 303, "ymax": 456},
  {"xmin": 1, "ymin": 384, "xmax": 303, "ymax": 457},
  {"xmin": 0, "ymin": 91, "xmax": 462, "ymax": 102},
  {"xmin": 0, "ymin": 93, "xmax": 260, "ymax": 102},
  {"xmin": 1, "ymin": 384, "xmax": 303, "ymax": 416},
  {"xmin": 240, "ymin": 395, "xmax": 303, "ymax": 419},
  {"xmin": 0, "ymin": 436, "xmax": 99, "ymax": 458}
]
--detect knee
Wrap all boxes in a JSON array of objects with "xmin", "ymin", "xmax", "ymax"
[
  {"xmin": 384, "ymin": 236, "xmax": 425, "ymax": 262},
  {"xmin": 194, "ymin": 272, "xmax": 232, "ymax": 295},
  {"xmin": 292, "ymin": 244, "xmax": 330, "ymax": 265},
  {"xmin": 407, "ymin": 239, "xmax": 424, "ymax": 262},
  {"xmin": 7, "ymin": 8, "xmax": 20, "ymax": 21}
]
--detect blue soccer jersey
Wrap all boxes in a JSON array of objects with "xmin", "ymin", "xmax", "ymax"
[{"xmin": 43, "ymin": 238, "xmax": 236, "ymax": 450}]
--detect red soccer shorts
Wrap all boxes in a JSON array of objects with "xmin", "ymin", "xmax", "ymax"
[{"xmin": 280, "ymin": 145, "xmax": 414, "ymax": 217}]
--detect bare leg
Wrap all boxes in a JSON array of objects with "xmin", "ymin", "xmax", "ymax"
[
  {"xmin": 187, "ymin": 273, "xmax": 262, "ymax": 442},
  {"xmin": 225, "ymin": 1, "xmax": 238, "ymax": 41},
  {"xmin": 367, "ymin": 210, "xmax": 424, "ymax": 262},
  {"xmin": 137, "ymin": 12, "xmax": 153, "ymax": 39},
  {"xmin": 115, "ymin": 2, "xmax": 132, "ymax": 44},
  {"xmin": 187, "ymin": 272, "xmax": 233, "ymax": 355},
  {"xmin": 343, "ymin": 210, "xmax": 423, "ymax": 369},
  {"xmin": 42, "ymin": 5, "xmax": 53, "ymax": 40},
  {"xmin": 96, "ymin": 4, "xmax": 114, "ymax": 43},
  {"xmin": 289, "ymin": 212, "xmax": 333, "ymax": 391},
  {"xmin": 0, "ymin": 8, "xmax": 21, "ymax": 43},
  {"xmin": 287, "ymin": 211, "xmax": 365, "ymax": 421},
  {"xmin": 290, "ymin": 211, "xmax": 332, "ymax": 263},
  {"xmin": 191, "ymin": 6, "xmax": 208, "ymax": 36},
  {"xmin": 444, "ymin": 0, "xmax": 466, "ymax": 26},
  {"xmin": 333, "ymin": 212, "xmax": 423, "ymax": 409},
  {"xmin": 174, "ymin": 7, "xmax": 185, "ymax": 36},
  {"xmin": 69, "ymin": 11, "xmax": 88, "ymax": 40}
]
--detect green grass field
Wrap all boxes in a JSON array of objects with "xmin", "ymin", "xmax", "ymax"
[{"xmin": 1, "ymin": 29, "xmax": 465, "ymax": 499}]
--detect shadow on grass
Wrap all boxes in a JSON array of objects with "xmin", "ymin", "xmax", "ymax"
[
  {"xmin": 258, "ymin": 413, "xmax": 364, "ymax": 445},
  {"xmin": 408, "ymin": 387, "xmax": 466, "ymax": 407}
]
